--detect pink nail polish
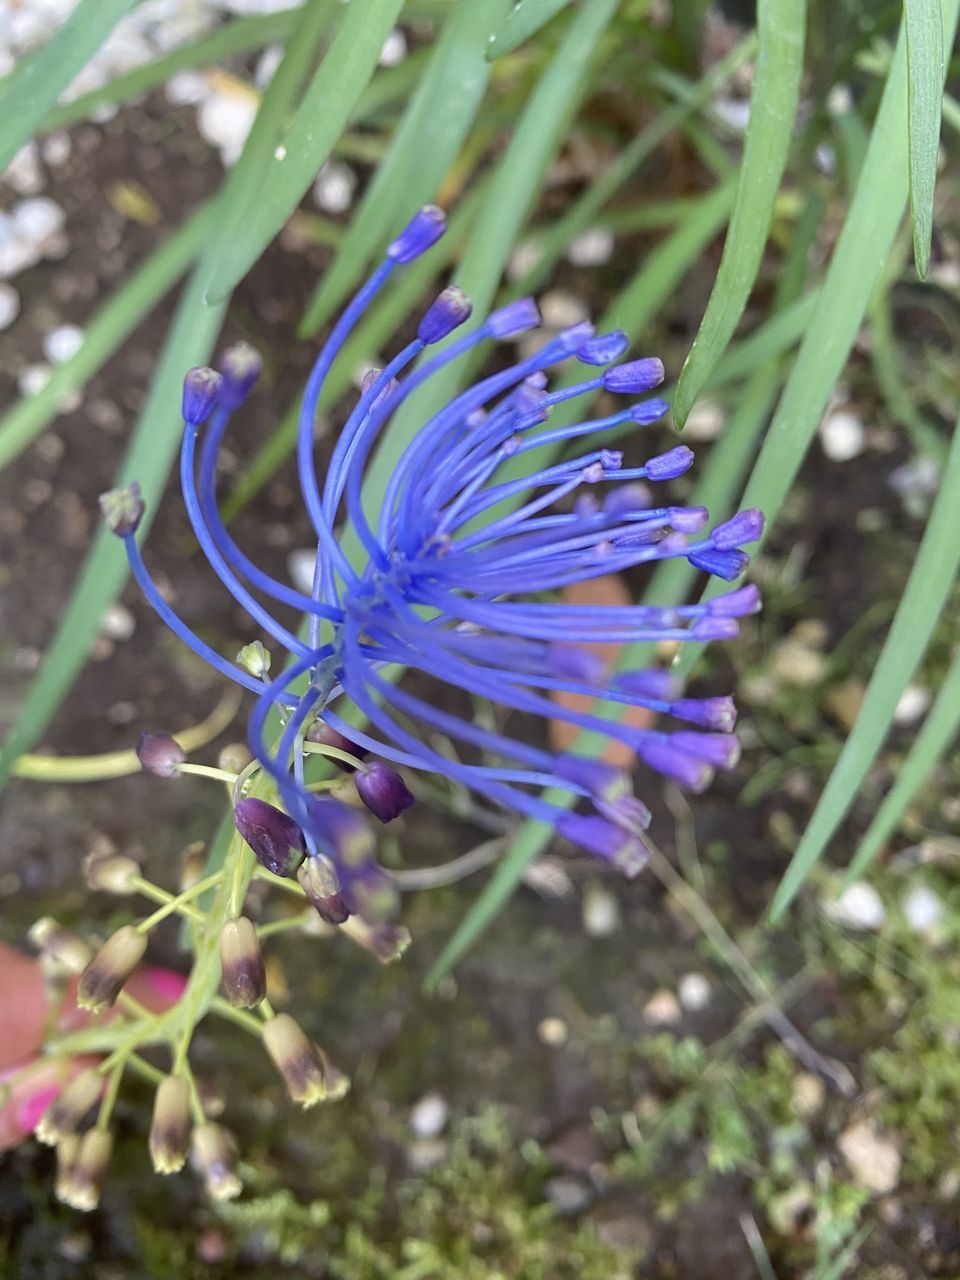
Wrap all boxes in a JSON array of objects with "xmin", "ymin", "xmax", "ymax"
[
  {"xmin": 142, "ymin": 967, "xmax": 187, "ymax": 1005},
  {"xmin": 17, "ymin": 1084, "xmax": 60, "ymax": 1135}
]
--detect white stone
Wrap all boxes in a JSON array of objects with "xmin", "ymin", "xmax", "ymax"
[
  {"xmin": 255, "ymin": 45, "xmax": 283, "ymax": 88},
  {"xmin": 683, "ymin": 398, "xmax": 726, "ymax": 441},
  {"xmin": 43, "ymin": 324, "xmax": 84, "ymax": 365},
  {"xmin": 100, "ymin": 603, "xmax": 136, "ymax": 642},
  {"xmin": 677, "ymin": 972, "xmax": 711, "ymax": 1012},
  {"xmin": 540, "ymin": 289, "xmax": 589, "ymax": 329},
  {"xmin": 18, "ymin": 363, "xmax": 52, "ymax": 398},
  {"xmin": 312, "ymin": 161, "xmax": 356, "ymax": 215},
  {"xmin": 820, "ymin": 409, "xmax": 865, "ymax": 461},
  {"xmin": 894, "ymin": 684, "xmax": 930, "ymax": 726},
  {"xmin": 0, "ymin": 283, "xmax": 20, "ymax": 330},
  {"xmin": 712, "ymin": 96, "xmax": 751, "ymax": 132},
  {"xmin": 12, "ymin": 197, "xmax": 66, "ymax": 245},
  {"xmin": 824, "ymin": 881, "xmax": 885, "ymax": 931},
  {"xmin": 166, "ymin": 70, "xmax": 209, "ymax": 106},
  {"xmin": 642, "ymin": 989, "xmax": 681, "ymax": 1026},
  {"xmin": 537, "ymin": 1016, "xmax": 568, "ymax": 1047},
  {"xmin": 567, "ymin": 226, "xmax": 614, "ymax": 268},
  {"xmin": 838, "ymin": 1120, "xmax": 901, "ymax": 1193},
  {"xmin": 507, "ymin": 239, "xmax": 543, "ymax": 282},
  {"xmin": 4, "ymin": 143, "xmax": 43, "ymax": 194},
  {"xmin": 0, "ymin": 237, "xmax": 39, "ymax": 280},
  {"xmin": 581, "ymin": 884, "xmax": 620, "ymax": 937},
  {"xmin": 410, "ymin": 1092, "xmax": 448, "ymax": 1138},
  {"xmin": 903, "ymin": 884, "xmax": 943, "ymax": 935},
  {"xmin": 41, "ymin": 131, "xmax": 72, "ymax": 167},
  {"xmin": 198, "ymin": 90, "xmax": 258, "ymax": 166},
  {"xmin": 379, "ymin": 28, "xmax": 407, "ymax": 66}
]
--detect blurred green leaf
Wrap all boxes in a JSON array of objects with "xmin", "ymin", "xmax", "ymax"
[
  {"xmin": 0, "ymin": 0, "xmax": 139, "ymax": 170},
  {"xmin": 0, "ymin": 205, "xmax": 215, "ymax": 471},
  {"xmin": 771, "ymin": 409, "xmax": 960, "ymax": 918},
  {"xmin": 904, "ymin": 0, "xmax": 944, "ymax": 277},
  {"xmin": 845, "ymin": 644, "xmax": 960, "ymax": 883},
  {"xmin": 486, "ymin": 0, "xmax": 572, "ymax": 59},
  {"xmin": 203, "ymin": 0, "xmax": 405, "ymax": 304},
  {"xmin": 673, "ymin": 0, "xmax": 805, "ymax": 426}
]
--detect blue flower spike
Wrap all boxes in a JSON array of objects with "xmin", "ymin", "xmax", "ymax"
[{"xmin": 103, "ymin": 203, "xmax": 763, "ymax": 901}]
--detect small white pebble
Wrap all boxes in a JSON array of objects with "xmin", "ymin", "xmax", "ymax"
[
  {"xmin": 198, "ymin": 90, "xmax": 258, "ymax": 166},
  {"xmin": 814, "ymin": 143, "xmax": 837, "ymax": 176},
  {"xmin": 4, "ymin": 143, "xmax": 43, "ymax": 195},
  {"xmin": 642, "ymin": 989, "xmax": 681, "ymax": 1026},
  {"xmin": 379, "ymin": 28, "xmax": 407, "ymax": 66},
  {"xmin": 100, "ymin": 603, "xmax": 136, "ymax": 641},
  {"xmin": 903, "ymin": 884, "xmax": 943, "ymax": 935},
  {"xmin": 677, "ymin": 973, "xmax": 711, "ymax": 1012},
  {"xmin": 791, "ymin": 1072, "xmax": 825, "ymax": 1118},
  {"xmin": 894, "ymin": 684, "xmax": 930, "ymax": 726},
  {"xmin": 41, "ymin": 131, "xmax": 72, "ymax": 167},
  {"xmin": 255, "ymin": 45, "xmax": 283, "ymax": 88},
  {"xmin": 827, "ymin": 84, "xmax": 853, "ymax": 116},
  {"xmin": 820, "ymin": 409, "xmax": 865, "ymax": 461},
  {"xmin": 566, "ymin": 226, "xmax": 614, "ymax": 268},
  {"xmin": 43, "ymin": 324, "xmax": 84, "ymax": 365},
  {"xmin": 0, "ymin": 237, "xmax": 40, "ymax": 280},
  {"xmin": 889, "ymin": 455, "xmax": 941, "ymax": 498},
  {"xmin": 683, "ymin": 398, "xmax": 726, "ymax": 442},
  {"xmin": 824, "ymin": 881, "xmax": 885, "ymax": 931},
  {"xmin": 540, "ymin": 289, "xmax": 589, "ymax": 329},
  {"xmin": 507, "ymin": 239, "xmax": 544, "ymax": 282},
  {"xmin": 838, "ymin": 1120, "xmax": 901, "ymax": 1193},
  {"xmin": 18, "ymin": 363, "xmax": 52, "ymax": 397},
  {"xmin": 166, "ymin": 70, "xmax": 209, "ymax": 106},
  {"xmin": 0, "ymin": 283, "xmax": 20, "ymax": 330},
  {"xmin": 12, "ymin": 197, "xmax": 66, "ymax": 245},
  {"xmin": 312, "ymin": 161, "xmax": 356, "ymax": 215},
  {"xmin": 410, "ymin": 1092, "xmax": 448, "ymax": 1138},
  {"xmin": 581, "ymin": 884, "xmax": 620, "ymax": 937},
  {"xmin": 537, "ymin": 1016, "xmax": 568, "ymax": 1047},
  {"xmin": 712, "ymin": 96, "xmax": 751, "ymax": 132}
]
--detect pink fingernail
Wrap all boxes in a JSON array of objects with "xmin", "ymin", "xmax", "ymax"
[
  {"xmin": 17, "ymin": 1084, "xmax": 60, "ymax": 1135},
  {"xmin": 143, "ymin": 967, "xmax": 187, "ymax": 1004}
]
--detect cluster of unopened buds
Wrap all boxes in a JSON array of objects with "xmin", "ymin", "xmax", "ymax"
[{"xmin": 22, "ymin": 204, "xmax": 762, "ymax": 1207}]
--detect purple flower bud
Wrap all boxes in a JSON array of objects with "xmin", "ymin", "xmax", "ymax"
[
  {"xmin": 354, "ymin": 762, "xmax": 415, "ymax": 823},
  {"xmin": 708, "ymin": 584, "xmax": 761, "ymax": 617},
  {"xmin": 577, "ymin": 330, "xmax": 630, "ymax": 366},
  {"xmin": 691, "ymin": 616, "xmax": 740, "ymax": 641},
  {"xmin": 486, "ymin": 297, "xmax": 541, "ymax": 338},
  {"xmin": 305, "ymin": 720, "xmax": 367, "ymax": 771},
  {"xmin": 182, "ymin": 367, "xmax": 223, "ymax": 425},
  {"xmin": 233, "ymin": 797, "xmax": 306, "ymax": 877},
  {"xmin": 687, "ymin": 547, "xmax": 749, "ymax": 581},
  {"xmin": 668, "ymin": 505, "xmax": 709, "ymax": 533},
  {"xmin": 137, "ymin": 732, "xmax": 186, "ymax": 778},
  {"xmin": 671, "ymin": 731, "xmax": 741, "ymax": 769},
  {"xmin": 418, "ymin": 286, "xmax": 472, "ymax": 344},
  {"xmin": 602, "ymin": 357, "xmax": 665, "ymax": 394},
  {"xmin": 646, "ymin": 445, "xmax": 694, "ymax": 480},
  {"xmin": 670, "ymin": 696, "xmax": 737, "ymax": 732},
  {"xmin": 629, "ymin": 398, "xmax": 670, "ymax": 425},
  {"xmin": 637, "ymin": 740, "xmax": 713, "ymax": 791},
  {"xmin": 298, "ymin": 856, "xmax": 350, "ymax": 924},
  {"xmin": 599, "ymin": 792, "xmax": 653, "ymax": 833},
  {"xmin": 99, "ymin": 482, "xmax": 145, "ymax": 537},
  {"xmin": 557, "ymin": 814, "xmax": 649, "ymax": 877},
  {"xmin": 555, "ymin": 754, "xmax": 626, "ymax": 801},
  {"xmin": 217, "ymin": 342, "xmax": 261, "ymax": 410},
  {"xmin": 711, "ymin": 508, "xmax": 765, "ymax": 549},
  {"xmin": 308, "ymin": 796, "xmax": 375, "ymax": 868},
  {"xmin": 553, "ymin": 321, "xmax": 595, "ymax": 354},
  {"xmin": 342, "ymin": 861, "xmax": 399, "ymax": 922},
  {"xmin": 547, "ymin": 643, "xmax": 606, "ymax": 683},
  {"xmin": 388, "ymin": 205, "xmax": 446, "ymax": 263},
  {"xmin": 602, "ymin": 481, "xmax": 652, "ymax": 517},
  {"xmin": 614, "ymin": 669, "xmax": 681, "ymax": 700},
  {"xmin": 601, "ymin": 448, "xmax": 623, "ymax": 471}
]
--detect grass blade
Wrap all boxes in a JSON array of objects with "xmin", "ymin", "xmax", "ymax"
[
  {"xmin": 672, "ymin": 0, "xmax": 806, "ymax": 426},
  {"xmin": 904, "ymin": 0, "xmax": 944, "ymax": 277},
  {"xmin": 844, "ymin": 644, "xmax": 960, "ymax": 883},
  {"xmin": 298, "ymin": 0, "xmax": 511, "ymax": 339},
  {"xmin": 770, "ymin": 409, "xmax": 960, "ymax": 918},
  {"xmin": 203, "ymin": 0, "xmax": 405, "ymax": 304},
  {"xmin": 486, "ymin": 0, "xmax": 572, "ymax": 59},
  {"xmin": 0, "ymin": 204, "xmax": 215, "ymax": 471},
  {"xmin": 0, "ymin": 0, "xmax": 139, "ymax": 170}
]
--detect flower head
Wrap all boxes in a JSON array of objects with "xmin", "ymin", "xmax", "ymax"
[{"xmin": 104, "ymin": 205, "xmax": 762, "ymax": 893}]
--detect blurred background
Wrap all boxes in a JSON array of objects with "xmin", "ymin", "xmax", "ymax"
[{"xmin": 1, "ymin": 0, "xmax": 959, "ymax": 1275}]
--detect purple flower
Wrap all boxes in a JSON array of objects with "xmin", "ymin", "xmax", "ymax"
[{"xmin": 102, "ymin": 205, "xmax": 763, "ymax": 885}]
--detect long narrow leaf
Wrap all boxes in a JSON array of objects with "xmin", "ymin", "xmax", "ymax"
[
  {"xmin": 673, "ymin": 0, "xmax": 805, "ymax": 426},
  {"xmin": 904, "ymin": 0, "xmax": 945, "ymax": 277},
  {"xmin": 203, "ymin": 0, "xmax": 405, "ymax": 304},
  {"xmin": 0, "ymin": 0, "xmax": 139, "ymax": 170},
  {"xmin": 486, "ymin": 0, "xmax": 573, "ymax": 59},
  {"xmin": 770, "ymin": 410, "xmax": 960, "ymax": 918}
]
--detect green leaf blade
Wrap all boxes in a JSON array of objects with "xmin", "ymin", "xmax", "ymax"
[
  {"xmin": 904, "ymin": 0, "xmax": 945, "ymax": 278},
  {"xmin": 486, "ymin": 0, "xmax": 572, "ymax": 59}
]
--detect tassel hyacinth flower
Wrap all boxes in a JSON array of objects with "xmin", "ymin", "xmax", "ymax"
[{"xmin": 103, "ymin": 204, "xmax": 763, "ymax": 906}]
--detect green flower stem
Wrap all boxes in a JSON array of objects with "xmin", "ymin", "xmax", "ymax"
[
  {"xmin": 211, "ymin": 995, "xmax": 267, "ymax": 1035},
  {"xmin": 96, "ymin": 1056, "xmax": 127, "ymax": 1130},
  {"xmin": 133, "ymin": 875, "xmax": 217, "ymax": 930},
  {"xmin": 126, "ymin": 1053, "xmax": 165, "ymax": 1087},
  {"xmin": 302, "ymin": 740, "xmax": 367, "ymax": 770},
  {"xmin": 256, "ymin": 914, "xmax": 312, "ymax": 939},
  {"xmin": 179, "ymin": 763, "xmax": 239, "ymax": 785}
]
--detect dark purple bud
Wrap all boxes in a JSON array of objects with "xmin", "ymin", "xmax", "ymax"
[
  {"xmin": 708, "ymin": 583, "xmax": 761, "ymax": 617},
  {"xmin": 308, "ymin": 796, "xmax": 375, "ymax": 868},
  {"xmin": 668, "ymin": 505, "xmax": 709, "ymax": 533},
  {"xmin": 554, "ymin": 321, "xmax": 595, "ymax": 353},
  {"xmin": 217, "ymin": 342, "xmax": 261, "ymax": 410},
  {"xmin": 577, "ymin": 330, "xmax": 629, "ymax": 366},
  {"xmin": 137, "ymin": 732, "xmax": 186, "ymax": 778},
  {"xmin": 628, "ymin": 397, "xmax": 670, "ymax": 425},
  {"xmin": 418, "ymin": 286, "xmax": 472, "ymax": 344},
  {"xmin": 711, "ymin": 508, "xmax": 765, "ymax": 549},
  {"xmin": 637, "ymin": 739, "xmax": 713, "ymax": 791},
  {"xmin": 646, "ymin": 445, "xmax": 694, "ymax": 480},
  {"xmin": 687, "ymin": 547, "xmax": 749, "ymax": 581},
  {"xmin": 298, "ymin": 855, "xmax": 350, "ymax": 925},
  {"xmin": 182, "ymin": 367, "xmax": 223, "ymax": 425},
  {"xmin": 99, "ymin": 482, "xmax": 144, "ymax": 537},
  {"xmin": 598, "ymin": 792, "xmax": 653, "ymax": 833},
  {"xmin": 233, "ymin": 797, "xmax": 306, "ymax": 877},
  {"xmin": 691, "ymin": 616, "xmax": 741, "ymax": 641},
  {"xmin": 602, "ymin": 357, "xmax": 664, "ymax": 394},
  {"xmin": 613, "ymin": 669, "xmax": 681, "ymax": 701},
  {"xmin": 305, "ymin": 720, "xmax": 367, "ymax": 771},
  {"xmin": 342, "ymin": 862, "xmax": 399, "ymax": 922},
  {"xmin": 486, "ymin": 297, "xmax": 540, "ymax": 338},
  {"xmin": 388, "ymin": 204, "xmax": 446, "ymax": 262},
  {"xmin": 354, "ymin": 762, "xmax": 414, "ymax": 823},
  {"xmin": 557, "ymin": 814, "xmax": 649, "ymax": 877},
  {"xmin": 670, "ymin": 696, "xmax": 737, "ymax": 732},
  {"xmin": 671, "ymin": 731, "xmax": 741, "ymax": 769}
]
